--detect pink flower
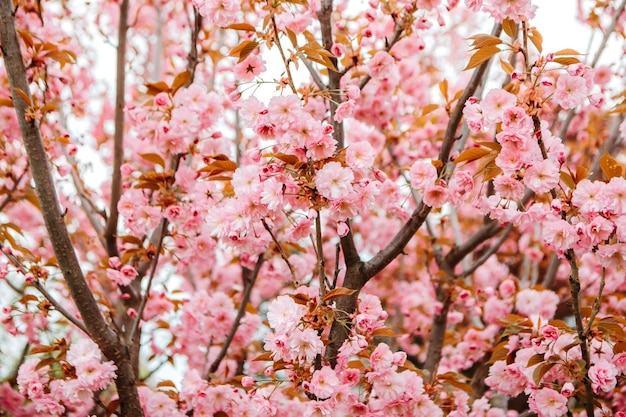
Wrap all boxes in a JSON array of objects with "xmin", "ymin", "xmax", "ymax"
[
  {"xmin": 346, "ymin": 141, "xmax": 375, "ymax": 170},
  {"xmin": 193, "ymin": 0, "xmax": 239, "ymax": 27},
  {"xmin": 554, "ymin": 74, "xmax": 587, "ymax": 109},
  {"xmin": 493, "ymin": 176, "xmax": 524, "ymax": 200},
  {"xmin": 267, "ymin": 295, "xmax": 305, "ymax": 334},
  {"xmin": 485, "ymin": 361, "xmax": 527, "ymax": 396},
  {"xmin": 524, "ymin": 159, "xmax": 560, "ymax": 194},
  {"xmin": 368, "ymin": 51, "xmax": 394, "ymax": 80},
  {"xmin": 588, "ymin": 359, "xmax": 618, "ymax": 394},
  {"xmin": 423, "ymin": 184, "xmax": 449, "ymax": 208},
  {"xmin": 307, "ymin": 366, "xmax": 340, "ymax": 399},
  {"xmin": 529, "ymin": 388, "xmax": 568, "ymax": 417},
  {"xmin": 481, "ymin": 89, "xmax": 516, "ymax": 124},
  {"xmin": 409, "ymin": 160, "xmax": 437, "ymax": 190},
  {"xmin": 334, "ymin": 99, "xmax": 355, "ymax": 122},
  {"xmin": 315, "ymin": 162, "xmax": 354, "ymax": 200},
  {"xmin": 289, "ymin": 328, "xmax": 324, "ymax": 362},
  {"xmin": 571, "ymin": 179, "xmax": 607, "ymax": 214}
]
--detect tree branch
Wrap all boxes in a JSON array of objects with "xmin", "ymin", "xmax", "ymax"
[
  {"xmin": 0, "ymin": 5, "xmax": 143, "ymax": 416},
  {"xmin": 363, "ymin": 23, "xmax": 501, "ymax": 281},
  {"xmin": 0, "ymin": 0, "xmax": 118, "ymax": 356},
  {"xmin": 104, "ymin": 0, "xmax": 130, "ymax": 258},
  {"xmin": 207, "ymin": 255, "xmax": 264, "ymax": 377}
]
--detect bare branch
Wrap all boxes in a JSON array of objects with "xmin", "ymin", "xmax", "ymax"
[
  {"xmin": 207, "ymin": 255, "xmax": 264, "ymax": 377},
  {"xmin": 104, "ymin": 0, "xmax": 130, "ymax": 258}
]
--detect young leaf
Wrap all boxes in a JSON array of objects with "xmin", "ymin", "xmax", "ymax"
[
  {"xmin": 323, "ymin": 287, "xmax": 357, "ymax": 302},
  {"xmin": 454, "ymin": 147, "xmax": 491, "ymax": 164},
  {"xmin": 464, "ymin": 46, "xmax": 501, "ymax": 70},
  {"xmin": 502, "ymin": 18, "xmax": 517, "ymax": 38},
  {"xmin": 599, "ymin": 152, "xmax": 624, "ymax": 180}
]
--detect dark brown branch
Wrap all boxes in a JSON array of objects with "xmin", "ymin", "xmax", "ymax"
[
  {"xmin": 363, "ymin": 23, "xmax": 501, "ymax": 281},
  {"xmin": 207, "ymin": 255, "xmax": 264, "ymax": 376},
  {"xmin": 0, "ymin": 0, "xmax": 118, "ymax": 358},
  {"xmin": 316, "ymin": 0, "xmax": 344, "ymax": 149},
  {"xmin": 0, "ymin": 5, "xmax": 143, "ymax": 416},
  {"xmin": 566, "ymin": 251, "xmax": 595, "ymax": 417},
  {"xmin": 104, "ymin": 0, "xmax": 130, "ymax": 258}
]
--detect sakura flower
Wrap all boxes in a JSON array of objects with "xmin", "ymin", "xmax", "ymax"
[
  {"xmin": 306, "ymin": 366, "xmax": 340, "ymax": 399},
  {"xmin": 346, "ymin": 141, "xmax": 375, "ymax": 170},
  {"xmin": 481, "ymin": 89, "xmax": 516, "ymax": 124},
  {"xmin": 571, "ymin": 179, "xmax": 607, "ymax": 214},
  {"xmin": 193, "ymin": 0, "xmax": 239, "ymax": 27},
  {"xmin": 266, "ymin": 295, "xmax": 305, "ymax": 334},
  {"xmin": 554, "ymin": 74, "xmax": 587, "ymax": 109},
  {"xmin": 528, "ymin": 388, "xmax": 568, "ymax": 417},
  {"xmin": 423, "ymin": 184, "xmax": 449, "ymax": 208},
  {"xmin": 524, "ymin": 159, "xmax": 560, "ymax": 194},
  {"xmin": 368, "ymin": 51, "xmax": 394, "ymax": 80},
  {"xmin": 315, "ymin": 162, "xmax": 354, "ymax": 200},
  {"xmin": 409, "ymin": 160, "xmax": 437, "ymax": 190},
  {"xmin": 588, "ymin": 359, "xmax": 618, "ymax": 394},
  {"xmin": 289, "ymin": 327, "xmax": 324, "ymax": 362}
]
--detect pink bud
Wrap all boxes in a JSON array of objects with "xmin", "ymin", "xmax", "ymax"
[{"xmin": 241, "ymin": 376, "xmax": 255, "ymax": 387}]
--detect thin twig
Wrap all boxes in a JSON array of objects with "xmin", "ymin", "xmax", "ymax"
[
  {"xmin": 300, "ymin": 56, "xmax": 327, "ymax": 91},
  {"xmin": 584, "ymin": 267, "xmax": 606, "ymax": 337},
  {"xmin": 315, "ymin": 210, "xmax": 326, "ymax": 300},
  {"xmin": 207, "ymin": 255, "xmax": 264, "ymax": 377},
  {"xmin": 127, "ymin": 218, "xmax": 169, "ymax": 345},
  {"xmin": 0, "ymin": 165, "xmax": 28, "ymax": 213},
  {"xmin": 271, "ymin": 16, "xmax": 297, "ymax": 94},
  {"xmin": 262, "ymin": 219, "xmax": 298, "ymax": 285},
  {"xmin": 456, "ymin": 224, "xmax": 513, "ymax": 279}
]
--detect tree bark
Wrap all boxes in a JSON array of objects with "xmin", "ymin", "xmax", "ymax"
[{"xmin": 0, "ymin": 4, "xmax": 143, "ymax": 416}]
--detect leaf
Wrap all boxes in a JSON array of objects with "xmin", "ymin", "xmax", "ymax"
[
  {"xmin": 454, "ymin": 147, "xmax": 491, "ymax": 164},
  {"xmin": 285, "ymin": 28, "xmax": 298, "ymax": 48},
  {"xmin": 371, "ymin": 327, "xmax": 396, "ymax": 337},
  {"xmin": 599, "ymin": 152, "xmax": 624, "ymax": 180},
  {"xmin": 553, "ymin": 57, "xmax": 580, "ymax": 66},
  {"xmin": 500, "ymin": 58, "xmax": 514, "ymax": 75},
  {"xmin": 144, "ymin": 81, "xmax": 170, "ymax": 95},
  {"xmin": 171, "ymin": 71, "xmax": 191, "ymax": 94},
  {"xmin": 45, "ymin": 50, "xmax": 77, "ymax": 68},
  {"xmin": 265, "ymin": 152, "xmax": 300, "ymax": 166},
  {"xmin": 529, "ymin": 28, "xmax": 543, "ymax": 53},
  {"xmin": 30, "ymin": 345, "xmax": 56, "ymax": 354},
  {"xmin": 139, "ymin": 153, "xmax": 166, "ymax": 168},
  {"xmin": 467, "ymin": 34, "xmax": 502, "ymax": 49},
  {"xmin": 502, "ymin": 18, "xmax": 517, "ymax": 38},
  {"xmin": 464, "ymin": 46, "xmax": 501, "ymax": 70},
  {"xmin": 0, "ymin": 97, "xmax": 14, "ymax": 107},
  {"xmin": 253, "ymin": 352, "xmax": 273, "ymax": 361},
  {"xmin": 17, "ymin": 29, "xmax": 34, "ymax": 48},
  {"xmin": 229, "ymin": 40, "xmax": 259, "ymax": 63},
  {"xmin": 226, "ymin": 23, "xmax": 256, "ymax": 32},
  {"xmin": 526, "ymin": 353, "xmax": 545, "ymax": 367},
  {"xmin": 439, "ymin": 79, "xmax": 449, "ymax": 101},
  {"xmin": 554, "ymin": 48, "xmax": 582, "ymax": 56},
  {"xmin": 157, "ymin": 380, "xmax": 176, "ymax": 388},
  {"xmin": 475, "ymin": 141, "xmax": 502, "ymax": 152},
  {"xmin": 533, "ymin": 361, "xmax": 556, "ymax": 385},
  {"xmin": 323, "ymin": 287, "xmax": 357, "ymax": 302},
  {"xmin": 14, "ymin": 88, "xmax": 32, "ymax": 106},
  {"xmin": 560, "ymin": 170, "xmax": 576, "ymax": 189}
]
